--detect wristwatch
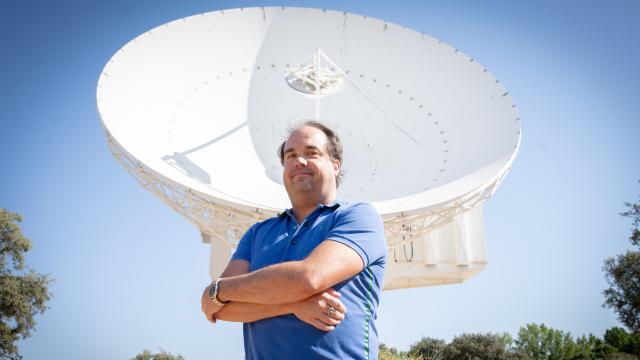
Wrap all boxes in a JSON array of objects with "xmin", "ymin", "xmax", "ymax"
[{"xmin": 208, "ymin": 279, "xmax": 229, "ymax": 307}]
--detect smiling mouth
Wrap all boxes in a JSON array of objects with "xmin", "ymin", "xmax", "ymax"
[{"xmin": 292, "ymin": 172, "xmax": 312, "ymax": 179}]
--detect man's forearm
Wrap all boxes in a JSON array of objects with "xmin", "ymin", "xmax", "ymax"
[
  {"xmin": 218, "ymin": 260, "xmax": 320, "ymax": 305},
  {"xmin": 215, "ymin": 301, "xmax": 291, "ymax": 323},
  {"xmin": 215, "ymin": 241, "xmax": 362, "ymax": 306}
]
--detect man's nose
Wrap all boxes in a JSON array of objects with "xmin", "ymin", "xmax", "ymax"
[{"xmin": 293, "ymin": 155, "xmax": 308, "ymax": 166}]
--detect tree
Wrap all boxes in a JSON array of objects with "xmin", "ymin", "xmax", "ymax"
[
  {"xmin": 442, "ymin": 332, "xmax": 527, "ymax": 360},
  {"xmin": 573, "ymin": 333, "xmax": 616, "ymax": 359},
  {"xmin": 379, "ymin": 343, "xmax": 401, "ymax": 360},
  {"xmin": 605, "ymin": 327, "xmax": 633, "ymax": 352},
  {"xmin": 603, "ymin": 189, "xmax": 640, "ymax": 332},
  {"xmin": 379, "ymin": 343, "xmax": 424, "ymax": 360},
  {"xmin": 0, "ymin": 209, "xmax": 52, "ymax": 360},
  {"xmin": 407, "ymin": 336, "xmax": 446, "ymax": 360},
  {"xmin": 516, "ymin": 323, "xmax": 578, "ymax": 360},
  {"xmin": 130, "ymin": 349, "xmax": 184, "ymax": 360},
  {"xmin": 621, "ymin": 191, "xmax": 640, "ymax": 247},
  {"xmin": 604, "ymin": 327, "xmax": 640, "ymax": 356}
]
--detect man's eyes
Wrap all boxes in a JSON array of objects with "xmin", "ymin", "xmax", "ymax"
[{"xmin": 285, "ymin": 150, "xmax": 320, "ymax": 160}]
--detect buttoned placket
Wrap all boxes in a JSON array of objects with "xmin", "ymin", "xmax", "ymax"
[
  {"xmin": 281, "ymin": 207, "xmax": 323, "ymax": 260},
  {"xmin": 280, "ymin": 202, "xmax": 341, "ymax": 261},
  {"xmin": 289, "ymin": 219, "xmax": 305, "ymax": 245}
]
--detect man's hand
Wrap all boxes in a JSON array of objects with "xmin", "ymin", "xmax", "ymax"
[
  {"xmin": 201, "ymin": 283, "xmax": 223, "ymax": 323},
  {"xmin": 290, "ymin": 288, "xmax": 346, "ymax": 331}
]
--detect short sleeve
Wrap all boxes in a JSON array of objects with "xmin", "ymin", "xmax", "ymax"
[
  {"xmin": 325, "ymin": 203, "xmax": 387, "ymax": 268},
  {"xmin": 231, "ymin": 223, "xmax": 255, "ymax": 262}
]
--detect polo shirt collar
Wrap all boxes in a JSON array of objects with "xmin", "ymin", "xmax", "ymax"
[{"xmin": 281, "ymin": 198, "xmax": 343, "ymax": 220}]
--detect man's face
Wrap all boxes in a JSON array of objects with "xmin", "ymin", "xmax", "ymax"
[{"xmin": 282, "ymin": 126, "xmax": 340, "ymax": 198}]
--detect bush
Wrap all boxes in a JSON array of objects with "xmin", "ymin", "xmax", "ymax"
[
  {"xmin": 380, "ymin": 326, "xmax": 640, "ymax": 359},
  {"xmin": 130, "ymin": 349, "xmax": 184, "ymax": 360},
  {"xmin": 443, "ymin": 332, "xmax": 526, "ymax": 360},
  {"xmin": 407, "ymin": 337, "xmax": 446, "ymax": 359},
  {"xmin": 380, "ymin": 342, "xmax": 430, "ymax": 360},
  {"xmin": 605, "ymin": 353, "xmax": 640, "ymax": 360}
]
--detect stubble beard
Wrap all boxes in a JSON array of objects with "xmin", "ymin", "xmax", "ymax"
[
  {"xmin": 291, "ymin": 178, "xmax": 315, "ymax": 195},
  {"xmin": 288, "ymin": 177, "xmax": 323, "ymax": 204}
]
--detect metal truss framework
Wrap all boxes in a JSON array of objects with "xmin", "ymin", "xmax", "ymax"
[
  {"xmin": 383, "ymin": 168, "xmax": 510, "ymax": 255},
  {"xmin": 106, "ymin": 131, "xmax": 512, "ymax": 256}
]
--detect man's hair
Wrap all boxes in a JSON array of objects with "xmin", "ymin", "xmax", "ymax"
[{"xmin": 277, "ymin": 120, "xmax": 344, "ymax": 187}]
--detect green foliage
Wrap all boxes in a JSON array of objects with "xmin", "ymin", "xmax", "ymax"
[
  {"xmin": 603, "ymin": 190, "xmax": 640, "ymax": 332},
  {"xmin": 604, "ymin": 353, "xmax": 639, "ymax": 360},
  {"xmin": 603, "ymin": 251, "xmax": 640, "ymax": 333},
  {"xmin": 573, "ymin": 333, "xmax": 617, "ymax": 359},
  {"xmin": 380, "ymin": 343, "xmax": 397, "ymax": 358},
  {"xmin": 443, "ymin": 332, "xmax": 526, "ymax": 360},
  {"xmin": 380, "ymin": 342, "xmax": 424, "ymax": 360},
  {"xmin": 620, "ymin": 190, "xmax": 640, "ymax": 247},
  {"xmin": 604, "ymin": 327, "xmax": 640, "ymax": 356},
  {"xmin": 378, "ymin": 343, "xmax": 442, "ymax": 360},
  {"xmin": 605, "ymin": 328, "xmax": 633, "ymax": 352},
  {"xmin": 516, "ymin": 323, "xmax": 579, "ymax": 360},
  {"xmin": 381, "ymin": 325, "xmax": 640, "ymax": 360},
  {"xmin": 0, "ymin": 209, "xmax": 52, "ymax": 360},
  {"xmin": 407, "ymin": 337, "xmax": 446, "ymax": 359},
  {"xmin": 130, "ymin": 349, "xmax": 185, "ymax": 360}
]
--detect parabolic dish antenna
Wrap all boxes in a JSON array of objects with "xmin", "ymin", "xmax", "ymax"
[{"xmin": 97, "ymin": 7, "xmax": 521, "ymax": 290}]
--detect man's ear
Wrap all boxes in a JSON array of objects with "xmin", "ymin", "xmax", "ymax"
[{"xmin": 333, "ymin": 159, "xmax": 341, "ymax": 175}]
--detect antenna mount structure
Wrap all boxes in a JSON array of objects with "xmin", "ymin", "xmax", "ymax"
[
  {"xmin": 97, "ymin": 7, "xmax": 521, "ymax": 290},
  {"xmin": 285, "ymin": 47, "xmax": 345, "ymax": 119}
]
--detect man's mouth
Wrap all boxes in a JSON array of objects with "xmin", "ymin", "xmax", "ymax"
[{"xmin": 292, "ymin": 171, "xmax": 312, "ymax": 179}]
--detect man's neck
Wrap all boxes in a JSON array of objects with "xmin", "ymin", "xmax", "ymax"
[{"xmin": 290, "ymin": 194, "xmax": 336, "ymax": 224}]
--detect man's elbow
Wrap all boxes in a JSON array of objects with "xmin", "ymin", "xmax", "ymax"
[{"xmin": 299, "ymin": 266, "xmax": 328, "ymax": 295}]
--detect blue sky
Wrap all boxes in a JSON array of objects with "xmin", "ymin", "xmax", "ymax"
[{"xmin": 1, "ymin": 0, "xmax": 639, "ymax": 359}]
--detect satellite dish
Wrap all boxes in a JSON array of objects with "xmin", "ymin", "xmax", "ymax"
[{"xmin": 97, "ymin": 7, "xmax": 521, "ymax": 290}]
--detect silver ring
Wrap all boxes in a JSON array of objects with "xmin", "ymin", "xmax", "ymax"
[{"xmin": 327, "ymin": 306, "xmax": 336, "ymax": 318}]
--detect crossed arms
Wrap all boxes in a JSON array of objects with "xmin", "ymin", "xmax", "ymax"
[{"xmin": 200, "ymin": 240, "xmax": 364, "ymax": 331}]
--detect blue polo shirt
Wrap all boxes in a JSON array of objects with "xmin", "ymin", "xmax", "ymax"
[{"xmin": 231, "ymin": 201, "xmax": 387, "ymax": 360}]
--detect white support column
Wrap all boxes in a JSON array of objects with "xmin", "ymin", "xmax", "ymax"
[
  {"xmin": 208, "ymin": 234, "xmax": 232, "ymax": 280},
  {"xmin": 424, "ymin": 232, "xmax": 438, "ymax": 265},
  {"xmin": 455, "ymin": 213, "xmax": 470, "ymax": 266}
]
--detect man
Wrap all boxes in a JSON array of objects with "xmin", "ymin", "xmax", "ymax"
[{"xmin": 201, "ymin": 121, "xmax": 387, "ymax": 359}]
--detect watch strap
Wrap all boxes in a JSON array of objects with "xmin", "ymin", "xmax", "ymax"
[{"xmin": 208, "ymin": 279, "xmax": 229, "ymax": 306}]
